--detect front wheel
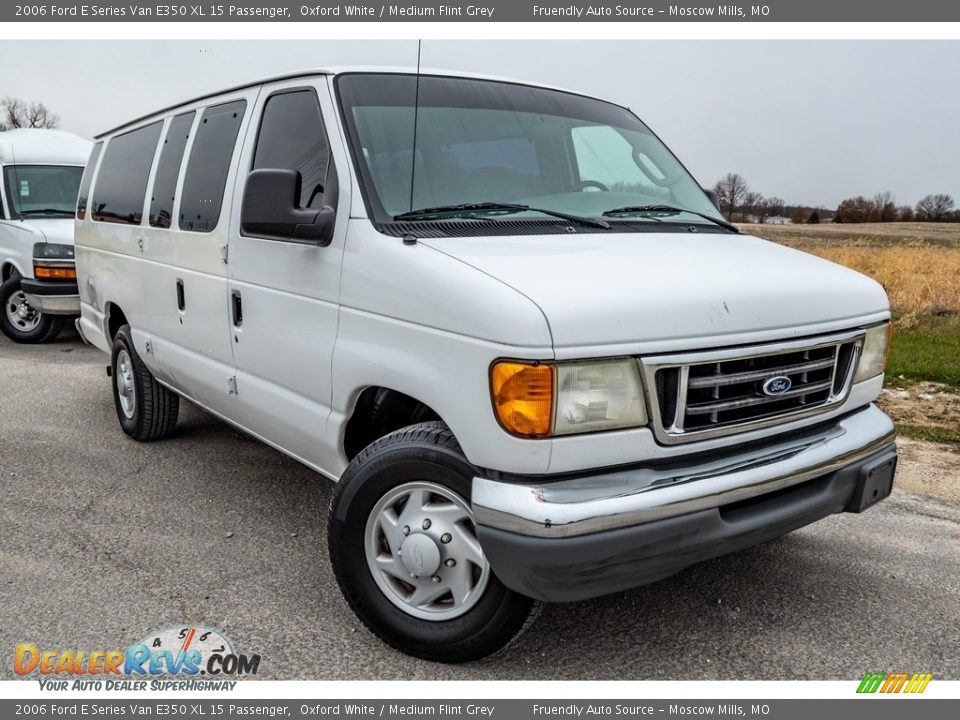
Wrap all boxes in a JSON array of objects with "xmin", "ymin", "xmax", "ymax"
[
  {"xmin": 0, "ymin": 274, "xmax": 65, "ymax": 344},
  {"xmin": 328, "ymin": 421, "xmax": 541, "ymax": 663}
]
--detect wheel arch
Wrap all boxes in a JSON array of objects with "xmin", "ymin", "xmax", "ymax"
[
  {"xmin": 1, "ymin": 260, "xmax": 26, "ymax": 282},
  {"xmin": 342, "ymin": 385, "xmax": 444, "ymax": 461},
  {"xmin": 104, "ymin": 302, "xmax": 129, "ymax": 342}
]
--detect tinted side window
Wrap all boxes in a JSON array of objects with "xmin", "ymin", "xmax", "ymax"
[
  {"xmin": 76, "ymin": 142, "xmax": 102, "ymax": 220},
  {"xmin": 253, "ymin": 90, "xmax": 330, "ymax": 209},
  {"xmin": 149, "ymin": 111, "xmax": 195, "ymax": 229},
  {"xmin": 180, "ymin": 100, "xmax": 245, "ymax": 232},
  {"xmin": 92, "ymin": 122, "xmax": 163, "ymax": 225}
]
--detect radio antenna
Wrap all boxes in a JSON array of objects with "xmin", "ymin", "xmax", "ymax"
[{"xmin": 408, "ymin": 38, "xmax": 422, "ymax": 213}]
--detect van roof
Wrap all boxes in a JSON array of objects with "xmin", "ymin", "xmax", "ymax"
[
  {"xmin": 0, "ymin": 129, "xmax": 92, "ymax": 165},
  {"xmin": 95, "ymin": 66, "xmax": 611, "ymax": 140}
]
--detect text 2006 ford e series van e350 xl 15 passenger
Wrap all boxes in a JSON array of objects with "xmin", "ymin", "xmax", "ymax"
[{"xmin": 74, "ymin": 69, "xmax": 898, "ymax": 662}]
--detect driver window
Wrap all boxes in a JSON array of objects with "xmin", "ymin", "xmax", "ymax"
[
  {"xmin": 253, "ymin": 89, "xmax": 334, "ymax": 210},
  {"xmin": 571, "ymin": 125, "xmax": 665, "ymax": 197}
]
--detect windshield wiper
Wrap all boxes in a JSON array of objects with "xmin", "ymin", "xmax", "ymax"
[
  {"xmin": 602, "ymin": 204, "xmax": 738, "ymax": 233},
  {"xmin": 19, "ymin": 208, "xmax": 75, "ymax": 217},
  {"xmin": 394, "ymin": 202, "xmax": 610, "ymax": 230}
]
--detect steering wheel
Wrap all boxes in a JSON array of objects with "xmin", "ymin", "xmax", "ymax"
[{"xmin": 573, "ymin": 179, "xmax": 609, "ymax": 192}]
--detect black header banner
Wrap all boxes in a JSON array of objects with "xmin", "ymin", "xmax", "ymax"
[{"xmin": 5, "ymin": 1, "xmax": 960, "ymax": 22}]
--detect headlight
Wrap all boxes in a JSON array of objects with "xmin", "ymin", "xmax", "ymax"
[
  {"xmin": 554, "ymin": 359, "xmax": 647, "ymax": 435},
  {"xmin": 33, "ymin": 242, "xmax": 75, "ymax": 259},
  {"xmin": 491, "ymin": 358, "xmax": 647, "ymax": 438},
  {"xmin": 853, "ymin": 323, "xmax": 892, "ymax": 383},
  {"xmin": 32, "ymin": 243, "xmax": 77, "ymax": 280}
]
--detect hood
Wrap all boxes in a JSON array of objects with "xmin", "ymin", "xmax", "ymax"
[
  {"xmin": 419, "ymin": 232, "xmax": 889, "ymax": 349},
  {"xmin": 18, "ymin": 217, "xmax": 76, "ymax": 247}
]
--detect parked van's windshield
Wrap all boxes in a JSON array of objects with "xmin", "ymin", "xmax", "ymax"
[
  {"xmin": 3, "ymin": 165, "xmax": 83, "ymax": 218},
  {"xmin": 336, "ymin": 73, "xmax": 725, "ymax": 231}
]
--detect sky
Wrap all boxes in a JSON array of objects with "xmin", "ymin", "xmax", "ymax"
[{"xmin": 1, "ymin": 40, "xmax": 957, "ymax": 208}]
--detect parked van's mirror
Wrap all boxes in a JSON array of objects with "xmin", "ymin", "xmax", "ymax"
[
  {"xmin": 240, "ymin": 168, "xmax": 335, "ymax": 246},
  {"xmin": 703, "ymin": 188, "xmax": 722, "ymax": 212}
]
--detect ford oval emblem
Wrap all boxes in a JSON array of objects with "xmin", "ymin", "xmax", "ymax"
[{"xmin": 762, "ymin": 376, "xmax": 792, "ymax": 396}]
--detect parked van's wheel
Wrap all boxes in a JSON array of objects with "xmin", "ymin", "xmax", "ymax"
[
  {"xmin": 111, "ymin": 324, "xmax": 179, "ymax": 441},
  {"xmin": 0, "ymin": 273, "xmax": 65, "ymax": 344},
  {"xmin": 328, "ymin": 421, "xmax": 541, "ymax": 663}
]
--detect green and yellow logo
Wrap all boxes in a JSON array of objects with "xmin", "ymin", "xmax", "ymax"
[{"xmin": 857, "ymin": 672, "xmax": 933, "ymax": 694}]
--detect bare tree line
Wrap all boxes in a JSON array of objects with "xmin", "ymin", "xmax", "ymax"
[
  {"xmin": 714, "ymin": 172, "xmax": 958, "ymax": 224},
  {"xmin": 835, "ymin": 192, "xmax": 956, "ymax": 223},
  {"xmin": 0, "ymin": 97, "xmax": 60, "ymax": 132}
]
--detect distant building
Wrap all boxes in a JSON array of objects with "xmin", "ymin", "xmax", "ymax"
[{"xmin": 745, "ymin": 214, "xmax": 792, "ymax": 224}]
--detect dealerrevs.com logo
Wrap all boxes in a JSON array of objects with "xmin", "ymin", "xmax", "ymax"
[{"xmin": 14, "ymin": 625, "xmax": 261, "ymax": 691}]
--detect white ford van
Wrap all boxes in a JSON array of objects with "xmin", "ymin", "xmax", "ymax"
[
  {"xmin": 76, "ymin": 69, "xmax": 897, "ymax": 662},
  {"xmin": 0, "ymin": 129, "xmax": 92, "ymax": 343}
]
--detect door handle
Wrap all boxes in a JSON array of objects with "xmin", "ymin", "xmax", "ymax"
[
  {"xmin": 231, "ymin": 290, "xmax": 243, "ymax": 327},
  {"xmin": 176, "ymin": 279, "xmax": 185, "ymax": 311}
]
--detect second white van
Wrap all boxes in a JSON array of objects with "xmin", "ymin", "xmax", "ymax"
[
  {"xmin": 0, "ymin": 129, "xmax": 91, "ymax": 343},
  {"xmin": 76, "ymin": 68, "xmax": 897, "ymax": 662}
]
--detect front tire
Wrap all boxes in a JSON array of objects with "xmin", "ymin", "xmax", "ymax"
[
  {"xmin": 110, "ymin": 324, "xmax": 179, "ymax": 441},
  {"xmin": 0, "ymin": 274, "xmax": 65, "ymax": 344},
  {"xmin": 328, "ymin": 421, "xmax": 541, "ymax": 663}
]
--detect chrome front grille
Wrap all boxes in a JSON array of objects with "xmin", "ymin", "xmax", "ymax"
[{"xmin": 641, "ymin": 331, "xmax": 864, "ymax": 444}]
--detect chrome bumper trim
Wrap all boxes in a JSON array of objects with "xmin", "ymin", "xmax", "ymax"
[
  {"xmin": 23, "ymin": 293, "xmax": 80, "ymax": 316},
  {"xmin": 472, "ymin": 404, "xmax": 895, "ymax": 539}
]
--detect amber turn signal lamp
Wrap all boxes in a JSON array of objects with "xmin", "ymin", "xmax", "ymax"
[
  {"xmin": 490, "ymin": 361, "xmax": 554, "ymax": 438},
  {"xmin": 34, "ymin": 266, "xmax": 77, "ymax": 280}
]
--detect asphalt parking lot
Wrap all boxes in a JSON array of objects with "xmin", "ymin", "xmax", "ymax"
[{"xmin": 1, "ymin": 329, "xmax": 959, "ymax": 680}]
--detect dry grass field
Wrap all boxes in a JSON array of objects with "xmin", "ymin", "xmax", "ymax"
[
  {"xmin": 742, "ymin": 222, "xmax": 960, "ymax": 451},
  {"xmin": 740, "ymin": 221, "xmax": 960, "ymax": 246}
]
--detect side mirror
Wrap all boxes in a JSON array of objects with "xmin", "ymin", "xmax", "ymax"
[
  {"xmin": 240, "ymin": 168, "xmax": 335, "ymax": 246},
  {"xmin": 703, "ymin": 188, "xmax": 721, "ymax": 212}
]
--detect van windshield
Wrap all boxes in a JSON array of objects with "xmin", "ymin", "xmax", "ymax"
[
  {"xmin": 3, "ymin": 165, "xmax": 84, "ymax": 218},
  {"xmin": 336, "ymin": 73, "xmax": 724, "ymax": 231}
]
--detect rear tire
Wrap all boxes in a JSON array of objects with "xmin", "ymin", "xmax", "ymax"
[
  {"xmin": 328, "ymin": 421, "xmax": 541, "ymax": 663},
  {"xmin": 0, "ymin": 274, "xmax": 65, "ymax": 344},
  {"xmin": 110, "ymin": 324, "xmax": 179, "ymax": 441}
]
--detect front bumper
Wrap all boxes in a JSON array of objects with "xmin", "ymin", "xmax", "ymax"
[
  {"xmin": 472, "ymin": 404, "xmax": 896, "ymax": 602},
  {"xmin": 21, "ymin": 278, "xmax": 80, "ymax": 315}
]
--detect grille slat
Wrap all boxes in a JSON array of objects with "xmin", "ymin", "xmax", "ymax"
[
  {"xmin": 685, "ymin": 380, "xmax": 833, "ymax": 415},
  {"xmin": 686, "ymin": 357, "xmax": 835, "ymax": 389},
  {"xmin": 641, "ymin": 332, "xmax": 863, "ymax": 445}
]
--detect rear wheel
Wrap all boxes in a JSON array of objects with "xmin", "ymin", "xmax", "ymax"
[
  {"xmin": 0, "ymin": 274, "xmax": 65, "ymax": 344},
  {"xmin": 110, "ymin": 324, "xmax": 179, "ymax": 441},
  {"xmin": 328, "ymin": 421, "xmax": 541, "ymax": 663}
]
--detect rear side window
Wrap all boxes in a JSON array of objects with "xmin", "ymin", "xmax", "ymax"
[
  {"xmin": 76, "ymin": 142, "xmax": 102, "ymax": 220},
  {"xmin": 180, "ymin": 100, "xmax": 246, "ymax": 232},
  {"xmin": 92, "ymin": 122, "xmax": 163, "ymax": 225},
  {"xmin": 253, "ymin": 90, "xmax": 330, "ymax": 209},
  {"xmin": 149, "ymin": 111, "xmax": 195, "ymax": 229}
]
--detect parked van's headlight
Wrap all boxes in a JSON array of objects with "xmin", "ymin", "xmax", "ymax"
[
  {"xmin": 853, "ymin": 323, "xmax": 892, "ymax": 383},
  {"xmin": 32, "ymin": 243, "xmax": 77, "ymax": 281},
  {"xmin": 491, "ymin": 358, "xmax": 647, "ymax": 438}
]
